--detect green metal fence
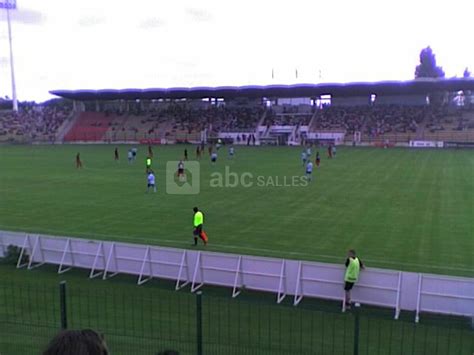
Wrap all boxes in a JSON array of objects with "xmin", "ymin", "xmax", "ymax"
[{"xmin": 0, "ymin": 279, "xmax": 473, "ymax": 355}]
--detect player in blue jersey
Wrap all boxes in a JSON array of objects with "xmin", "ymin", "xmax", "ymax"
[
  {"xmin": 301, "ymin": 151, "xmax": 307, "ymax": 166},
  {"xmin": 305, "ymin": 160, "xmax": 314, "ymax": 181}
]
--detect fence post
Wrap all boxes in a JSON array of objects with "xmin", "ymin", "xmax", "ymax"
[
  {"xmin": 353, "ymin": 308, "xmax": 360, "ymax": 355},
  {"xmin": 196, "ymin": 291, "xmax": 203, "ymax": 355},
  {"xmin": 59, "ymin": 281, "xmax": 67, "ymax": 330}
]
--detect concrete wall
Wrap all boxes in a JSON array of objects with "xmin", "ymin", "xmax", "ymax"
[
  {"xmin": 375, "ymin": 95, "xmax": 428, "ymax": 106},
  {"xmin": 331, "ymin": 96, "xmax": 370, "ymax": 106}
]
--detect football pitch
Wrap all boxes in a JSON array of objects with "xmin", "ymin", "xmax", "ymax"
[{"xmin": 0, "ymin": 144, "xmax": 472, "ymax": 277}]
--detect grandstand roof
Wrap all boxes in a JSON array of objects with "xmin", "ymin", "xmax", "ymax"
[{"xmin": 50, "ymin": 78, "xmax": 474, "ymax": 101}]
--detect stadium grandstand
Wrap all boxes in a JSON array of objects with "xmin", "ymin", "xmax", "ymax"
[
  {"xmin": 0, "ymin": 100, "xmax": 71, "ymax": 143},
  {"xmin": 2, "ymin": 79, "xmax": 474, "ymax": 146},
  {"xmin": 30, "ymin": 78, "xmax": 474, "ymax": 146}
]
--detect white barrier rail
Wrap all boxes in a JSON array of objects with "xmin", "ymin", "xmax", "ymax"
[
  {"xmin": 189, "ymin": 252, "xmax": 288, "ymax": 303},
  {"xmin": 1, "ymin": 230, "xmax": 473, "ymax": 322},
  {"xmin": 415, "ymin": 274, "xmax": 474, "ymax": 322},
  {"xmin": 293, "ymin": 261, "xmax": 402, "ymax": 319}
]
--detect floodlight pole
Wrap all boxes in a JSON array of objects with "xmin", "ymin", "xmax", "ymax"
[{"xmin": 6, "ymin": 4, "xmax": 18, "ymax": 112}]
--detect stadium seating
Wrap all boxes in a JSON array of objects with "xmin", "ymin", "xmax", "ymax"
[
  {"xmin": 68, "ymin": 104, "xmax": 474, "ymax": 144},
  {"xmin": 263, "ymin": 105, "xmax": 314, "ymax": 127},
  {"xmin": 308, "ymin": 104, "xmax": 474, "ymax": 143},
  {"xmin": 0, "ymin": 104, "xmax": 71, "ymax": 143},
  {"xmin": 67, "ymin": 105, "xmax": 264, "ymax": 143},
  {"xmin": 419, "ymin": 109, "xmax": 474, "ymax": 142},
  {"xmin": 64, "ymin": 112, "xmax": 114, "ymax": 142},
  {"xmin": 103, "ymin": 113, "xmax": 171, "ymax": 142},
  {"xmin": 210, "ymin": 106, "xmax": 264, "ymax": 132}
]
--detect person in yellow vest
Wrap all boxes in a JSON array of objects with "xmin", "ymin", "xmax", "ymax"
[
  {"xmin": 193, "ymin": 207, "xmax": 208, "ymax": 246},
  {"xmin": 145, "ymin": 156, "xmax": 152, "ymax": 173},
  {"xmin": 344, "ymin": 249, "xmax": 365, "ymax": 309}
]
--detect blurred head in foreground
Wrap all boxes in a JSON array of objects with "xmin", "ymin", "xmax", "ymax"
[{"xmin": 43, "ymin": 329, "xmax": 108, "ymax": 355}]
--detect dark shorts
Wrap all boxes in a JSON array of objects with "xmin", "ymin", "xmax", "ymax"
[
  {"xmin": 147, "ymin": 183, "xmax": 155, "ymax": 188},
  {"xmin": 344, "ymin": 282, "xmax": 354, "ymax": 291},
  {"xmin": 193, "ymin": 224, "xmax": 203, "ymax": 236},
  {"xmin": 178, "ymin": 169, "xmax": 184, "ymax": 175},
  {"xmin": 211, "ymin": 157, "xmax": 216, "ymax": 162}
]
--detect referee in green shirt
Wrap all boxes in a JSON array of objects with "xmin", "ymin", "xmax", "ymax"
[
  {"xmin": 192, "ymin": 207, "xmax": 207, "ymax": 246},
  {"xmin": 344, "ymin": 249, "xmax": 365, "ymax": 309},
  {"xmin": 145, "ymin": 156, "xmax": 152, "ymax": 173}
]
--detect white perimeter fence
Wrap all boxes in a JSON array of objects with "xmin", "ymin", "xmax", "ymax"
[{"xmin": 1, "ymin": 230, "xmax": 473, "ymax": 323}]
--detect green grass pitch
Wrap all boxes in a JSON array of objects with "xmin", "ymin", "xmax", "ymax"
[{"xmin": 0, "ymin": 144, "xmax": 473, "ymax": 277}]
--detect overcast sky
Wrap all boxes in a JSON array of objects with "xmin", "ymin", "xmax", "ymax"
[{"xmin": 0, "ymin": 0, "xmax": 473, "ymax": 102}]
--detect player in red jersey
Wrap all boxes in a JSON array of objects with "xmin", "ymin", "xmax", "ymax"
[{"xmin": 76, "ymin": 153, "xmax": 83, "ymax": 169}]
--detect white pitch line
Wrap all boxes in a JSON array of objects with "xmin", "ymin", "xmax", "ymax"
[{"xmin": 1, "ymin": 225, "xmax": 473, "ymax": 273}]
